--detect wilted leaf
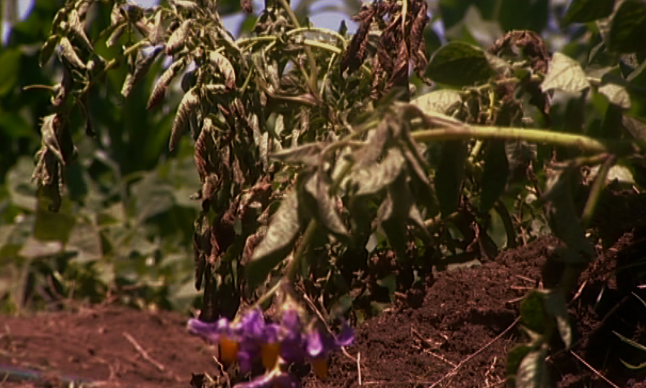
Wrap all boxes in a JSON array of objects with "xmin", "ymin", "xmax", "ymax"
[
  {"xmin": 541, "ymin": 52, "xmax": 590, "ymax": 93},
  {"xmin": 121, "ymin": 46, "xmax": 164, "ymax": 98},
  {"xmin": 248, "ymin": 190, "xmax": 303, "ymax": 288},
  {"xmin": 58, "ymin": 37, "xmax": 86, "ymax": 69},
  {"xmin": 209, "ymin": 51, "xmax": 236, "ymax": 89},
  {"xmin": 170, "ymin": 87, "xmax": 200, "ymax": 151},
  {"xmin": 435, "ymin": 141, "xmax": 467, "ymax": 217},
  {"xmin": 272, "ymin": 144, "xmax": 324, "ymax": 166},
  {"xmin": 305, "ymin": 174, "xmax": 349, "ymax": 237},
  {"xmin": 562, "ymin": 0, "xmax": 615, "ymax": 26},
  {"xmin": 39, "ymin": 35, "xmax": 59, "ymax": 67},
  {"xmin": 107, "ymin": 24, "xmax": 126, "ymax": 48},
  {"xmin": 480, "ymin": 141, "xmax": 509, "ymax": 212},
  {"xmin": 68, "ymin": 9, "xmax": 93, "ymax": 52},
  {"xmin": 426, "ymin": 42, "xmax": 496, "ymax": 86},
  {"xmin": 516, "ymin": 346, "xmax": 549, "ymax": 388},
  {"xmin": 351, "ymin": 148, "xmax": 406, "ymax": 196},
  {"xmin": 167, "ymin": 20, "xmax": 191, "ymax": 55},
  {"xmin": 598, "ymin": 82, "xmax": 631, "ymax": 109},
  {"xmin": 147, "ymin": 59, "xmax": 186, "ymax": 109},
  {"xmin": 607, "ymin": 0, "xmax": 646, "ymax": 53}
]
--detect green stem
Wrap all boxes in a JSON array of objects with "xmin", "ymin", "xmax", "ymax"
[
  {"xmin": 277, "ymin": 0, "xmax": 319, "ymax": 95},
  {"xmin": 411, "ymin": 125, "xmax": 643, "ymax": 156},
  {"xmin": 581, "ymin": 155, "xmax": 615, "ymax": 228},
  {"xmin": 288, "ymin": 219, "xmax": 318, "ymax": 282}
]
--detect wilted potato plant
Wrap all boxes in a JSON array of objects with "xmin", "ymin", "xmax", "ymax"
[{"xmin": 31, "ymin": 0, "xmax": 646, "ymax": 386}]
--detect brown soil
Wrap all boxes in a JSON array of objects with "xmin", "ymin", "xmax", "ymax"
[{"xmin": 2, "ymin": 195, "xmax": 646, "ymax": 387}]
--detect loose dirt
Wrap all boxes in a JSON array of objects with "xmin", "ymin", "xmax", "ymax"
[{"xmin": 2, "ymin": 193, "xmax": 646, "ymax": 387}]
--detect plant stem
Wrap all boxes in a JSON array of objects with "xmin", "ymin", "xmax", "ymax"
[
  {"xmin": 277, "ymin": 0, "xmax": 319, "ymax": 95},
  {"xmin": 411, "ymin": 125, "xmax": 644, "ymax": 156},
  {"xmin": 288, "ymin": 219, "xmax": 318, "ymax": 282}
]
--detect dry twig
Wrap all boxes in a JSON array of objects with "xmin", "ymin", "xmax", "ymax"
[
  {"xmin": 570, "ymin": 350, "xmax": 620, "ymax": 388},
  {"xmin": 123, "ymin": 332, "xmax": 166, "ymax": 372}
]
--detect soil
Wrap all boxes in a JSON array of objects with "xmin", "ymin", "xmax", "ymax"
[{"xmin": 2, "ymin": 193, "xmax": 646, "ymax": 388}]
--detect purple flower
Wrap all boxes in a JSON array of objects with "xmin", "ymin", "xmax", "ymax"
[
  {"xmin": 278, "ymin": 310, "xmax": 307, "ymax": 363},
  {"xmin": 306, "ymin": 322, "xmax": 354, "ymax": 379},
  {"xmin": 233, "ymin": 371, "xmax": 301, "ymax": 388}
]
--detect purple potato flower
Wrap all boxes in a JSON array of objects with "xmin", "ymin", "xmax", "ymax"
[
  {"xmin": 306, "ymin": 322, "xmax": 354, "ymax": 379},
  {"xmin": 277, "ymin": 309, "xmax": 307, "ymax": 364}
]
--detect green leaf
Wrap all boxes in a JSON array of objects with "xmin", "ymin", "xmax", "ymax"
[
  {"xmin": 435, "ymin": 141, "xmax": 467, "ymax": 217},
  {"xmin": 598, "ymin": 82, "xmax": 631, "ymax": 109},
  {"xmin": 541, "ymin": 53, "xmax": 590, "ymax": 93},
  {"xmin": 351, "ymin": 148, "xmax": 406, "ymax": 196},
  {"xmin": 541, "ymin": 167, "xmax": 594, "ymax": 262},
  {"xmin": 426, "ymin": 42, "xmax": 496, "ymax": 86},
  {"xmin": 520, "ymin": 290, "xmax": 546, "ymax": 333},
  {"xmin": 506, "ymin": 345, "xmax": 532, "ymax": 376},
  {"xmin": 495, "ymin": 0, "xmax": 549, "ymax": 32},
  {"xmin": 608, "ymin": 0, "xmax": 646, "ymax": 53},
  {"xmin": 480, "ymin": 141, "xmax": 509, "ymax": 212},
  {"xmin": 33, "ymin": 205, "xmax": 76, "ymax": 243},
  {"xmin": 0, "ymin": 49, "xmax": 21, "ymax": 96},
  {"xmin": 543, "ymin": 290, "xmax": 572, "ymax": 348},
  {"xmin": 411, "ymin": 90, "xmax": 462, "ymax": 115},
  {"xmin": 247, "ymin": 190, "xmax": 303, "ymax": 288},
  {"xmin": 304, "ymin": 174, "xmax": 349, "ymax": 237},
  {"xmin": 562, "ymin": 0, "xmax": 615, "ymax": 26},
  {"xmin": 516, "ymin": 346, "xmax": 549, "ymax": 388}
]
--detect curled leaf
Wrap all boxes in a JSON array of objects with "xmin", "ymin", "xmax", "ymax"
[
  {"xmin": 106, "ymin": 24, "xmax": 126, "ymax": 48},
  {"xmin": 68, "ymin": 9, "xmax": 93, "ymax": 52},
  {"xmin": 351, "ymin": 148, "xmax": 406, "ymax": 196},
  {"xmin": 147, "ymin": 59, "xmax": 186, "ymax": 109},
  {"xmin": 166, "ymin": 20, "xmax": 191, "ymax": 55},
  {"xmin": 121, "ymin": 46, "xmax": 164, "ymax": 98},
  {"xmin": 170, "ymin": 87, "xmax": 200, "ymax": 151},
  {"xmin": 58, "ymin": 37, "xmax": 85, "ymax": 69},
  {"xmin": 40, "ymin": 35, "xmax": 60, "ymax": 67},
  {"xmin": 209, "ymin": 51, "xmax": 236, "ymax": 89}
]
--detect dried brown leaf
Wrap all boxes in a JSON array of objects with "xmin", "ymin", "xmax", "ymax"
[
  {"xmin": 194, "ymin": 117, "xmax": 213, "ymax": 181},
  {"xmin": 166, "ymin": 20, "xmax": 191, "ymax": 55},
  {"xmin": 147, "ymin": 59, "xmax": 186, "ymax": 109},
  {"xmin": 170, "ymin": 87, "xmax": 200, "ymax": 152},
  {"xmin": 241, "ymin": 0, "xmax": 253, "ymax": 13},
  {"xmin": 209, "ymin": 51, "xmax": 237, "ymax": 89},
  {"xmin": 106, "ymin": 24, "xmax": 126, "ymax": 48},
  {"xmin": 58, "ymin": 37, "xmax": 85, "ymax": 69},
  {"xmin": 68, "ymin": 9, "xmax": 93, "ymax": 51},
  {"xmin": 122, "ymin": 47, "xmax": 164, "ymax": 98}
]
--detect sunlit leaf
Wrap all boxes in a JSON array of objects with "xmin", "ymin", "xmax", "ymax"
[
  {"xmin": 540, "ymin": 53, "xmax": 590, "ymax": 93},
  {"xmin": 272, "ymin": 144, "xmax": 324, "ymax": 166},
  {"xmin": 516, "ymin": 346, "xmax": 549, "ymax": 388},
  {"xmin": 167, "ymin": 20, "xmax": 191, "ymax": 55},
  {"xmin": 39, "ymin": 35, "xmax": 59, "ymax": 67},
  {"xmin": 598, "ymin": 82, "xmax": 631, "ymax": 109},
  {"xmin": 411, "ymin": 90, "xmax": 462, "ymax": 115},
  {"xmin": 58, "ymin": 37, "xmax": 86, "ymax": 69}
]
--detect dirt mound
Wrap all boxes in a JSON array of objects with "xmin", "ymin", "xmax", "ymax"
[{"xmin": 305, "ymin": 233, "xmax": 646, "ymax": 388}]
